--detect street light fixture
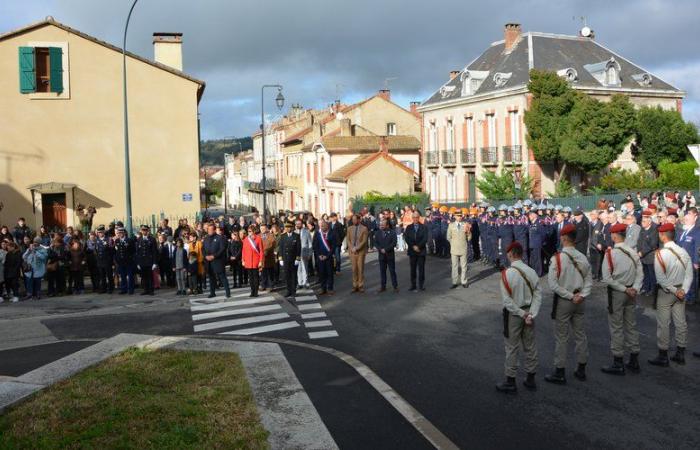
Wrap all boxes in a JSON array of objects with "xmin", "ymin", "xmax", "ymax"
[
  {"xmin": 122, "ymin": 0, "xmax": 139, "ymax": 234},
  {"xmin": 260, "ymin": 84, "xmax": 284, "ymax": 223}
]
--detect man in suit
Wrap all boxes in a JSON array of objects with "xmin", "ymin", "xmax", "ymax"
[
  {"xmin": 277, "ymin": 222, "xmax": 301, "ymax": 298},
  {"xmin": 374, "ymin": 218, "xmax": 398, "ymax": 293},
  {"xmin": 638, "ymin": 210, "xmax": 658, "ymax": 295},
  {"xmin": 404, "ymin": 211, "xmax": 428, "ymax": 291},
  {"xmin": 202, "ymin": 223, "xmax": 231, "ymax": 298},
  {"xmin": 588, "ymin": 210, "xmax": 604, "ymax": 281},
  {"xmin": 135, "ymin": 225, "xmax": 158, "ymax": 296},
  {"xmin": 345, "ymin": 214, "xmax": 369, "ymax": 293},
  {"xmin": 313, "ymin": 220, "xmax": 336, "ymax": 295},
  {"xmin": 447, "ymin": 210, "xmax": 470, "ymax": 288},
  {"xmin": 329, "ymin": 212, "xmax": 345, "ymax": 275}
]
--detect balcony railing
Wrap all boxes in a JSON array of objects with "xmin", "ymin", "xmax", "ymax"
[
  {"xmin": 426, "ymin": 151, "xmax": 439, "ymax": 166},
  {"xmin": 481, "ymin": 147, "xmax": 498, "ymax": 165},
  {"xmin": 502, "ymin": 145, "xmax": 523, "ymax": 163},
  {"xmin": 460, "ymin": 148, "xmax": 476, "ymax": 165},
  {"xmin": 441, "ymin": 150, "xmax": 457, "ymax": 165}
]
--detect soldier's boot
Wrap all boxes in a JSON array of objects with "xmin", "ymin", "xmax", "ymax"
[
  {"xmin": 648, "ymin": 350, "xmax": 670, "ymax": 367},
  {"xmin": 544, "ymin": 368, "xmax": 566, "ymax": 385},
  {"xmin": 523, "ymin": 372, "xmax": 537, "ymax": 391},
  {"xmin": 601, "ymin": 357, "xmax": 625, "ymax": 375},
  {"xmin": 670, "ymin": 347, "xmax": 686, "ymax": 365},
  {"xmin": 495, "ymin": 376, "xmax": 517, "ymax": 394},
  {"xmin": 625, "ymin": 353, "xmax": 641, "ymax": 373},
  {"xmin": 573, "ymin": 363, "xmax": 587, "ymax": 381}
]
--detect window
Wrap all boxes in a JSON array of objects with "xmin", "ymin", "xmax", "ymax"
[
  {"xmin": 19, "ymin": 46, "xmax": 64, "ymax": 94},
  {"xmin": 509, "ymin": 110, "xmax": 520, "ymax": 146},
  {"xmin": 387, "ymin": 123, "xmax": 397, "ymax": 135}
]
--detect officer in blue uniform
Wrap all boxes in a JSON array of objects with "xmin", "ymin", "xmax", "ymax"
[{"xmin": 527, "ymin": 210, "xmax": 544, "ymax": 276}]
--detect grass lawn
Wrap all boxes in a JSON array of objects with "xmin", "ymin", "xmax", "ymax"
[{"xmin": 0, "ymin": 348, "xmax": 269, "ymax": 449}]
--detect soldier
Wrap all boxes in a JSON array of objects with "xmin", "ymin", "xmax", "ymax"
[
  {"xmin": 277, "ymin": 222, "xmax": 302, "ymax": 298},
  {"xmin": 447, "ymin": 210, "xmax": 470, "ymax": 288},
  {"xmin": 496, "ymin": 241, "xmax": 542, "ymax": 394},
  {"xmin": 600, "ymin": 223, "xmax": 643, "ymax": 375},
  {"xmin": 113, "ymin": 226, "xmax": 136, "ymax": 295},
  {"xmin": 94, "ymin": 225, "xmax": 114, "ymax": 294},
  {"xmin": 497, "ymin": 205, "xmax": 514, "ymax": 268},
  {"xmin": 135, "ymin": 225, "xmax": 158, "ymax": 295},
  {"xmin": 649, "ymin": 222, "xmax": 692, "ymax": 366},
  {"xmin": 527, "ymin": 210, "xmax": 544, "ymax": 277},
  {"xmin": 545, "ymin": 223, "xmax": 592, "ymax": 384},
  {"xmin": 638, "ymin": 210, "xmax": 659, "ymax": 295}
]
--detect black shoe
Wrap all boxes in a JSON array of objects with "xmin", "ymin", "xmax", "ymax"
[
  {"xmin": 574, "ymin": 363, "xmax": 587, "ymax": 381},
  {"xmin": 601, "ymin": 357, "xmax": 625, "ymax": 375},
  {"xmin": 450, "ymin": 284, "xmax": 458, "ymax": 289},
  {"xmin": 648, "ymin": 350, "xmax": 670, "ymax": 367},
  {"xmin": 670, "ymin": 347, "xmax": 686, "ymax": 365},
  {"xmin": 625, "ymin": 353, "xmax": 641, "ymax": 373},
  {"xmin": 496, "ymin": 377, "xmax": 517, "ymax": 394},
  {"xmin": 544, "ymin": 368, "xmax": 566, "ymax": 385},
  {"xmin": 523, "ymin": 373, "xmax": 537, "ymax": 391}
]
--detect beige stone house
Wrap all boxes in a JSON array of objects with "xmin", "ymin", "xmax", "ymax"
[
  {"xmin": 418, "ymin": 23, "xmax": 684, "ymax": 202},
  {"xmin": 0, "ymin": 18, "xmax": 204, "ymax": 229}
]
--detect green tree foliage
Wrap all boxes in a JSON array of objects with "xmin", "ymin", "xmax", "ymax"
[
  {"xmin": 476, "ymin": 168, "xmax": 534, "ymax": 201},
  {"xmin": 525, "ymin": 70, "xmax": 636, "ymax": 178},
  {"xmin": 634, "ymin": 106, "xmax": 699, "ymax": 170}
]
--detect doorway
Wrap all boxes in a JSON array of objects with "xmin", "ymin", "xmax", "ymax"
[{"xmin": 42, "ymin": 193, "xmax": 67, "ymax": 231}]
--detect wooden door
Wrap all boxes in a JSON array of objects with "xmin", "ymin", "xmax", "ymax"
[{"xmin": 42, "ymin": 193, "xmax": 67, "ymax": 231}]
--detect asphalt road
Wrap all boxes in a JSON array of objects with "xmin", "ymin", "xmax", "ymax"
[{"xmin": 2, "ymin": 252, "xmax": 699, "ymax": 449}]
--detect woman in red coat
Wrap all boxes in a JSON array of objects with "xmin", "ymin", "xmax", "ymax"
[{"xmin": 241, "ymin": 225, "xmax": 263, "ymax": 297}]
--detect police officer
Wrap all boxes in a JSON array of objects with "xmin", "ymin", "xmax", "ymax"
[
  {"xmin": 527, "ymin": 210, "xmax": 544, "ymax": 277},
  {"xmin": 94, "ymin": 225, "xmax": 114, "ymax": 294},
  {"xmin": 649, "ymin": 222, "xmax": 693, "ymax": 366},
  {"xmin": 600, "ymin": 223, "xmax": 643, "ymax": 375},
  {"xmin": 545, "ymin": 223, "xmax": 592, "ymax": 384},
  {"xmin": 277, "ymin": 222, "xmax": 302, "ymax": 298},
  {"xmin": 496, "ymin": 241, "xmax": 542, "ymax": 394},
  {"xmin": 113, "ymin": 226, "xmax": 136, "ymax": 295},
  {"xmin": 135, "ymin": 225, "xmax": 158, "ymax": 295}
]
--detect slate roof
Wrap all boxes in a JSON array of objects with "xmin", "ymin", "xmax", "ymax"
[
  {"xmin": 326, "ymin": 152, "xmax": 416, "ymax": 182},
  {"xmin": 421, "ymin": 32, "xmax": 682, "ymax": 108}
]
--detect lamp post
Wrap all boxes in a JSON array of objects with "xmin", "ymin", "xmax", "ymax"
[
  {"xmin": 122, "ymin": 0, "xmax": 138, "ymax": 234},
  {"xmin": 260, "ymin": 84, "xmax": 284, "ymax": 222}
]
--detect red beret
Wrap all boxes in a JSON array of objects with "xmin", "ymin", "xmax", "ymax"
[
  {"xmin": 658, "ymin": 223, "xmax": 675, "ymax": 233},
  {"xmin": 642, "ymin": 209, "xmax": 653, "ymax": 217},
  {"xmin": 506, "ymin": 241, "xmax": 523, "ymax": 253},
  {"xmin": 560, "ymin": 223, "xmax": 576, "ymax": 237},
  {"xmin": 610, "ymin": 223, "xmax": 627, "ymax": 234},
  {"xmin": 648, "ymin": 204, "xmax": 658, "ymax": 210},
  {"xmin": 667, "ymin": 208, "xmax": 678, "ymax": 217}
]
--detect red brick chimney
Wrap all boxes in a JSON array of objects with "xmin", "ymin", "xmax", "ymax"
[
  {"xmin": 378, "ymin": 89, "xmax": 391, "ymax": 101},
  {"xmin": 504, "ymin": 23, "xmax": 522, "ymax": 52},
  {"xmin": 449, "ymin": 70, "xmax": 460, "ymax": 80}
]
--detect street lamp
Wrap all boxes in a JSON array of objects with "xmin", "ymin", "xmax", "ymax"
[
  {"xmin": 122, "ymin": 0, "xmax": 138, "ymax": 234},
  {"xmin": 261, "ymin": 84, "xmax": 284, "ymax": 223}
]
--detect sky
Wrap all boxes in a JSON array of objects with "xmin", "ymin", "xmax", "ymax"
[{"xmin": 2, "ymin": 0, "xmax": 699, "ymax": 140}]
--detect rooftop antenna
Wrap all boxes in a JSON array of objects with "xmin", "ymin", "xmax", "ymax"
[{"xmin": 383, "ymin": 77, "xmax": 398, "ymax": 90}]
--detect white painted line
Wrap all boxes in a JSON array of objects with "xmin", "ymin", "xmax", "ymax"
[
  {"xmin": 221, "ymin": 321, "xmax": 300, "ymax": 335},
  {"xmin": 308, "ymin": 330, "xmax": 339, "ymax": 339},
  {"xmin": 297, "ymin": 303, "xmax": 322, "ymax": 311},
  {"xmin": 295, "ymin": 295, "xmax": 317, "ymax": 301},
  {"xmin": 194, "ymin": 313, "xmax": 290, "ymax": 333},
  {"xmin": 190, "ymin": 296, "xmax": 275, "ymax": 311},
  {"xmin": 304, "ymin": 320, "xmax": 332, "ymax": 328},
  {"xmin": 300, "ymin": 312, "xmax": 327, "ymax": 319},
  {"xmin": 192, "ymin": 304, "xmax": 282, "ymax": 321}
]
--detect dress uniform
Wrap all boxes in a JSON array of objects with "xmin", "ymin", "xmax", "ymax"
[
  {"xmin": 496, "ymin": 242, "xmax": 542, "ymax": 393},
  {"xmin": 277, "ymin": 223, "xmax": 302, "ymax": 297},
  {"xmin": 601, "ymin": 223, "xmax": 643, "ymax": 375},
  {"xmin": 649, "ymin": 222, "xmax": 693, "ymax": 366},
  {"xmin": 94, "ymin": 226, "xmax": 114, "ymax": 294},
  {"xmin": 545, "ymin": 223, "xmax": 592, "ymax": 384},
  {"xmin": 135, "ymin": 226, "xmax": 158, "ymax": 295}
]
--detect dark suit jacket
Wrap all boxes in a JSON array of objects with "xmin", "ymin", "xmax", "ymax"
[{"xmin": 404, "ymin": 223, "xmax": 428, "ymax": 256}]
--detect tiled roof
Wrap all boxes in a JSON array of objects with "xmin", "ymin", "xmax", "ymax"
[
  {"xmin": 320, "ymin": 135, "xmax": 420, "ymax": 153},
  {"xmin": 325, "ymin": 152, "xmax": 415, "ymax": 182},
  {"xmin": 422, "ymin": 31, "xmax": 682, "ymax": 107}
]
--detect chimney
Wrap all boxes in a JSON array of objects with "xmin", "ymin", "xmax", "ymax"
[
  {"xmin": 410, "ymin": 101, "xmax": 420, "ymax": 117},
  {"xmin": 503, "ymin": 23, "xmax": 522, "ymax": 52},
  {"xmin": 449, "ymin": 70, "xmax": 460, "ymax": 80},
  {"xmin": 153, "ymin": 32, "xmax": 183, "ymax": 71},
  {"xmin": 340, "ymin": 118, "xmax": 352, "ymax": 137},
  {"xmin": 378, "ymin": 89, "xmax": 391, "ymax": 101}
]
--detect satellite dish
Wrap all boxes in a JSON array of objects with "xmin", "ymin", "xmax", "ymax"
[{"xmin": 581, "ymin": 26, "xmax": 592, "ymax": 37}]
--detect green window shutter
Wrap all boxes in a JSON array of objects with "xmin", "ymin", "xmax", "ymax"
[
  {"xmin": 18, "ymin": 46, "xmax": 36, "ymax": 93},
  {"xmin": 49, "ymin": 47, "xmax": 63, "ymax": 93}
]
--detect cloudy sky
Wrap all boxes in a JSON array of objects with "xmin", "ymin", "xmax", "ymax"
[{"xmin": 2, "ymin": 0, "xmax": 699, "ymax": 139}]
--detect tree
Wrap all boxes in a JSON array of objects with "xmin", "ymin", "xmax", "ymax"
[
  {"xmin": 633, "ymin": 106, "xmax": 698, "ymax": 170},
  {"xmin": 476, "ymin": 168, "xmax": 534, "ymax": 201}
]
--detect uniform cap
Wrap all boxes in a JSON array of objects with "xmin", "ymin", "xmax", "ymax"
[
  {"xmin": 658, "ymin": 223, "xmax": 675, "ymax": 233},
  {"xmin": 506, "ymin": 241, "xmax": 523, "ymax": 253},
  {"xmin": 610, "ymin": 223, "xmax": 627, "ymax": 234},
  {"xmin": 560, "ymin": 223, "xmax": 576, "ymax": 236}
]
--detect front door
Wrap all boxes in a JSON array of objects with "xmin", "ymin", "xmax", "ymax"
[
  {"xmin": 467, "ymin": 172, "xmax": 476, "ymax": 203},
  {"xmin": 42, "ymin": 193, "xmax": 67, "ymax": 231}
]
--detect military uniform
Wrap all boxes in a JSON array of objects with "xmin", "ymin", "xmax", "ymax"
[
  {"xmin": 498, "ymin": 257, "xmax": 542, "ymax": 392},
  {"xmin": 546, "ymin": 241, "xmax": 592, "ymax": 383},
  {"xmin": 601, "ymin": 239, "xmax": 643, "ymax": 374}
]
